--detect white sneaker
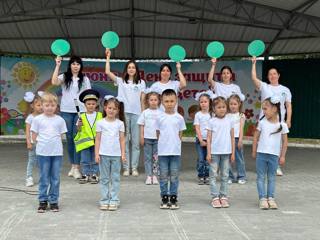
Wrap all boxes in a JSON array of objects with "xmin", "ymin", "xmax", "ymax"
[
  {"xmin": 152, "ymin": 175, "xmax": 159, "ymax": 185},
  {"xmin": 67, "ymin": 167, "xmax": 74, "ymax": 177},
  {"xmin": 227, "ymin": 179, "xmax": 233, "ymax": 184},
  {"xmin": 238, "ymin": 179, "xmax": 247, "ymax": 184},
  {"xmin": 132, "ymin": 169, "xmax": 139, "ymax": 177},
  {"xmin": 73, "ymin": 168, "xmax": 82, "ymax": 179},
  {"xmin": 123, "ymin": 170, "xmax": 129, "ymax": 177},
  {"xmin": 276, "ymin": 167, "xmax": 283, "ymax": 176},
  {"xmin": 26, "ymin": 177, "xmax": 34, "ymax": 187},
  {"xmin": 145, "ymin": 176, "xmax": 152, "ymax": 185}
]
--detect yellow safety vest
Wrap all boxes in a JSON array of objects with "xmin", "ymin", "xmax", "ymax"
[{"xmin": 74, "ymin": 112, "xmax": 103, "ymax": 152}]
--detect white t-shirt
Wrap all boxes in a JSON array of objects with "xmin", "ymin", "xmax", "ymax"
[
  {"xmin": 115, "ymin": 77, "xmax": 146, "ymax": 115},
  {"xmin": 96, "ymin": 118, "xmax": 125, "ymax": 156},
  {"xmin": 193, "ymin": 111, "xmax": 211, "ymax": 140},
  {"xmin": 207, "ymin": 115, "xmax": 234, "ymax": 154},
  {"xmin": 259, "ymin": 81, "xmax": 292, "ymax": 121},
  {"xmin": 156, "ymin": 112, "xmax": 186, "ymax": 156},
  {"xmin": 137, "ymin": 108, "xmax": 161, "ymax": 139},
  {"xmin": 213, "ymin": 81, "xmax": 242, "ymax": 99},
  {"xmin": 257, "ymin": 118, "xmax": 289, "ymax": 157},
  {"xmin": 25, "ymin": 114, "xmax": 35, "ymax": 143},
  {"xmin": 227, "ymin": 113, "xmax": 245, "ymax": 138},
  {"xmin": 58, "ymin": 74, "xmax": 91, "ymax": 113},
  {"xmin": 31, "ymin": 114, "xmax": 67, "ymax": 156}
]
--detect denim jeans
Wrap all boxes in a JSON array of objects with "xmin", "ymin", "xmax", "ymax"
[
  {"xmin": 209, "ymin": 154, "xmax": 230, "ymax": 198},
  {"xmin": 143, "ymin": 138, "xmax": 158, "ymax": 176},
  {"xmin": 229, "ymin": 138, "xmax": 247, "ymax": 181},
  {"xmin": 123, "ymin": 113, "xmax": 140, "ymax": 170},
  {"xmin": 195, "ymin": 138, "xmax": 209, "ymax": 178},
  {"xmin": 80, "ymin": 146, "xmax": 99, "ymax": 176},
  {"xmin": 158, "ymin": 156, "xmax": 181, "ymax": 197},
  {"xmin": 99, "ymin": 155, "xmax": 121, "ymax": 205},
  {"xmin": 256, "ymin": 152, "xmax": 278, "ymax": 199},
  {"xmin": 61, "ymin": 112, "xmax": 80, "ymax": 165},
  {"xmin": 26, "ymin": 145, "xmax": 37, "ymax": 178},
  {"xmin": 37, "ymin": 155, "xmax": 62, "ymax": 204}
]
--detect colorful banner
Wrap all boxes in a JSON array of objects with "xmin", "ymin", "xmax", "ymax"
[{"xmin": 0, "ymin": 56, "xmax": 262, "ymax": 136}]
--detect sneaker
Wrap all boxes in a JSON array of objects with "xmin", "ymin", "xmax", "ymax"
[
  {"xmin": 50, "ymin": 203, "xmax": 59, "ymax": 212},
  {"xmin": 211, "ymin": 197, "xmax": 221, "ymax": 208},
  {"xmin": 170, "ymin": 195, "xmax": 180, "ymax": 210},
  {"xmin": 79, "ymin": 175, "xmax": 89, "ymax": 184},
  {"xmin": 108, "ymin": 204, "xmax": 118, "ymax": 211},
  {"xmin": 227, "ymin": 179, "xmax": 233, "ymax": 184},
  {"xmin": 99, "ymin": 204, "xmax": 109, "ymax": 211},
  {"xmin": 37, "ymin": 201, "xmax": 48, "ymax": 213},
  {"xmin": 198, "ymin": 177, "xmax": 205, "ymax": 185},
  {"xmin": 268, "ymin": 198, "xmax": 278, "ymax": 209},
  {"xmin": 145, "ymin": 176, "xmax": 152, "ymax": 185},
  {"xmin": 204, "ymin": 177, "xmax": 210, "ymax": 185},
  {"xmin": 160, "ymin": 195, "xmax": 170, "ymax": 209},
  {"xmin": 259, "ymin": 198, "xmax": 269, "ymax": 210},
  {"xmin": 68, "ymin": 167, "xmax": 74, "ymax": 177},
  {"xmin": 123, "ymin": 170, "xmax": 129, "ymax": 177},
  {"xmin": 238, "ymin": 179, "xmax": 247, "ymax": 185},
  {"xmin": 220, "ymin": 197, "xmax": 230, "ymax": 208},
  {"xmin": 90, "ymin": 175, "xmax": 99, "ymax": 184},
  {"xmin": 73, "ymin": 168, "xmax": 82, "ymax": 179},
  {"xmin": 26, "ymin": 177, "xmax": 34, "ymax": 187},
  {"xmin": 152, "ymin": 175, "xmax": 159, "ymax": 185},
  {"xmin": 132, "ymin": 169, "xmax": 139, "ymax": 177},
  {"xmin": 276, "ymin": 167, "xmax": 283, "ymax": 176}
]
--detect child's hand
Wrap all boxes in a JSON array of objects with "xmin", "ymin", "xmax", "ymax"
[
  {"xmin": 237, "ymin": 140, "xmax": 243, "ymax": 150},
  {"xmin": 105, "ymin": 48, "xmax": 111, "ymax": 58},
  {"xmin": 140, "ymin": 137, "xmax": 144, "ymax": 146},
  {"xmin": 27, "ymin": 142, "xmax": 32, "ymax": 150},
  {"xmin": 279, "ymin": 157, "xmax": 286, "ymax": 166},
  {"xmin": 200, "ymin": 140, "xmax": 207, "ymax": 147},
  {"xmin": 77, "ymin": 119, "xmax": 83, "ymax": 127},
  {"xmin": 252, "ymin": 151, "xmax": 256, "ymax": 159},
  {"xmin": 231, "ymin": 153, "xmax": 235, "ymax": 162},
  {"xmin": 206, "ymin": 154, "xmax": 212, "ymax": 163},
  {"xmin": 95, "ymin": 155, "xmax": 100, "ymax": 163},
  {"xmin": 211, "ymin": 58, "xmax": 217, "ymax": 65},
  {"xmin": 55, "ymin": 56, "xmax": 62, "ymax": 66},
  {"xmin": 121, "ymin": 156, "xmax": 127, "ymax": 164}
]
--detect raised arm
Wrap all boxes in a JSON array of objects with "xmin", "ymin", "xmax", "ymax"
[
  {"xmin": 251, "ymin": 57, "xmax": 262, "ymax": 90},
  {"xmin": 51, "ymin": 56, "xmax": 62, "ymax": 86},
  {"xmin": 105, "ymin": 48, "xmax": 117, "ymax": 82},
  {"xmin": 176, "ymin": 62, "xmax": 187, "ymax": 90},
  {"xmin": 208, "ymin": 58, "xmax": 217, "ymax": 89}
]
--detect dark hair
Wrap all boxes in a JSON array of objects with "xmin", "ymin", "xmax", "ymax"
[
  {"xmin": 268, "ymin": 67, "xmax": 280, "ymax": 75},
  {"xmin": 198, "ymin": 94, "xmax": 214, "ymax": 117},
  {"xmin": 159, "ymin": 64, "xmax": 172, "ymax": 81},
  {"xmin": 227, "ymin": 94, "xmax": 243, "ymax": 113},
  {"xmin": 260, "ymin": 97, "xmax": 282, "ymax": 135},
  {"xmin": 63, "ymin": 56, "xmax": 84, "ymax": 91},
  {"xmin": 161, "ymin": 89, "xmax": 176, "ymax": 97},
  {"xmin": 122, "ymin": 60, "xmax": 141, "ymax": 84},
  {"xmin": 220, "ymin": 65, "xmax": 234, "ymax": 81},
  {"xmin": 103, "ymin": 98, "xmax": 126, "ymax": 133},
  {"xmin": 144, "ymin": 92, "xmax": 161, "ymax": 108}
]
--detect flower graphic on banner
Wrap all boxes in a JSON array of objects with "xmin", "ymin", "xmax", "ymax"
[
  {"xmin": 1, "ymin": 108, "xmax": 10, "ymax": 125},
  {"xmin": 12, "ymin": 62, "xmax": 40, "ymax": 89},
  {"xmin": 244, "ymin": 109, "xmax": 254, "ymax": 119}
]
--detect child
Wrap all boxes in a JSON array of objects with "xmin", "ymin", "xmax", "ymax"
[
  {"xmin": 193, "ymin": 90, "xmax": 215, "ymax": 185},
  {"xmin": 252, "ymin": 96, "xmax": 288, "ymax": 210},
  {"xmin": 207, "ymin": 97, "xmax": 235, "ymax": 208},
  {"xmin": 74, "ymin": 89, "xmax": 102, "ymax": 184},
  {"xmin": 227, "ymin": 93, "xmax": 247, "ymax": 184},
  {"xmin": 31, "ymin": 92, "xmax": 67, "ymax": 213},
  {"xmin": 95, "ymin": 95, "xmax": 126, "ymax": 211},
  {"xmin": 24, "ymin": 91, "xmax": 43, "ymax": 187},
  {"xmin": 156, "ymin": 89, "xmax": 186, "ymax": 209},
  {"xmin": 137, "ymin": 89, "xmax": 161, "ymax": 185}
]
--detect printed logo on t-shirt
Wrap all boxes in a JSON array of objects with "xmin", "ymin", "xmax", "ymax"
[{"xmin": 133, "ymin": 85, "xmax": 139, "ymax": 92}]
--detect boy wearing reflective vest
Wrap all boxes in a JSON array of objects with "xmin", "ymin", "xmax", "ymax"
[{"xmin": 74, "ymin": 89, "xmax": 102, "ymax": 184}]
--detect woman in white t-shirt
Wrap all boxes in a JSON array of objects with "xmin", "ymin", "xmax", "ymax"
[
  {"xmin": 251, "ymin": 57, "xmax": 292, "ymax": 176},
  {"xmin": 208, "ymin": 58, "xmax": 243, "ymax": 99},
  {"xmin": 51, "ymin": 56, "xmax": 91, "ymax": 179},
  {"xmin": 105, "ymin": 49, "xmax": 145, "ymax": 177}
]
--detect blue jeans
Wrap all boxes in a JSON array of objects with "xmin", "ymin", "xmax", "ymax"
[
  {"xmin": 158, "ymin": 156, "xmax": 181, "ymax": 197},
  {"xmin": 209, "ymin": 154, "xmax": 230, "ymax": 198},
  {"xmin": 61, "ymin": 112, "xmax": 80, "ymax": 165},
  {"xmin": 144, "ymin": 138, "xmax": 158, "ymax": 176},
  {"xmin": 37, "ymin": 155, "xmax": 62, "ymax": 204},
  {"xmin": 99, "ymin": 155, "xmax": 121, "ymax": 205},
  {"xmin": 80, "ymin": 146, "xmax": 99, "ymax": 176},
  {"xmin": 256, "ymin": 152, "xmax": 278, "ymax": 199},
  {"xmin": 229, "ymin": 138, "xmax": 247, "ymax": 181},
  {"xmin": 123, "ymin": 113, "xmax": 140, "ymax": 170},
  {"xmin": 26, "ymin": 145, "xmax": 37, "ymax": 178},
  {"xmin": 195, "ymin": 138, "xmax": 209, "ymax": 178}
]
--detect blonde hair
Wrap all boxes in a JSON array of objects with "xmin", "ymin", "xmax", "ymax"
[{"xmin": 41, "ymin": 92, "xmax": 58, "ymax": 104}]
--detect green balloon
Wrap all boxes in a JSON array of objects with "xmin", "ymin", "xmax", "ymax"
[
  {"xmin": 101, "ymin": 31, "xmax": 120, "ymax": 49},
  {"xmin": 51, "ymin": 39, "xmax": 70, "ymax": 56},
  {"xmin": 206, "ymin": 41, "xmax": 224, "ymax": 58},
  {"xmin": 168, "ymin": 45, "xmax": 186, "ymax": 62},
  {"xmin": 248, "ymin": 40, "xmax": 265, "ymax": 57}
]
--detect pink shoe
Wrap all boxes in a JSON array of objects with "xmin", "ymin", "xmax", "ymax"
[
  {"xmin": 220, "ymin": 197, "xmax": 230, "ymax": 208},
  {"xmin": 211, "ymin": 198, "xmax": 221, "ymax": 208},
  {"xmin": 152, "ymin": 175, "xmax": 159, "ymax": 185}
]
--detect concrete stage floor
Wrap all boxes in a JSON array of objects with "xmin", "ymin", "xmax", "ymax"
[{"xmin": 0, "ymin": 143, "xmax": 319, "ymax": 240}]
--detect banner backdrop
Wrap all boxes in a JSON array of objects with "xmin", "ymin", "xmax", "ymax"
[{"xmin": 0, "ymin": 56, "xmax": 262, "ymax": 136}]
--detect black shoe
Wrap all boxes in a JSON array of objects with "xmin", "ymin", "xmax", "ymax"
[
  {"xmin": 170, "ymin": 195, "xmax": 179, "ymax": 210},
  {"xmin": 79, "ymin": 175, "xmax": 89, "ymax": 184},
  {"xmin": 37, "ymin": 201, "xmax": 48, "ymax": 213},
  {"xmin": 160, "ymin": 195, "xmax": 170, "ymax": 209},
  {"xmin": 50, "ymin": 203, "xmax": 59, "ymax": 212},
  {"xmin": 90, "ymin": 175, "xmax": 99, "ymax": 184},
  {"xmin": 204, "ymin": 177, "xmax": 210, "ymax": 185}
]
